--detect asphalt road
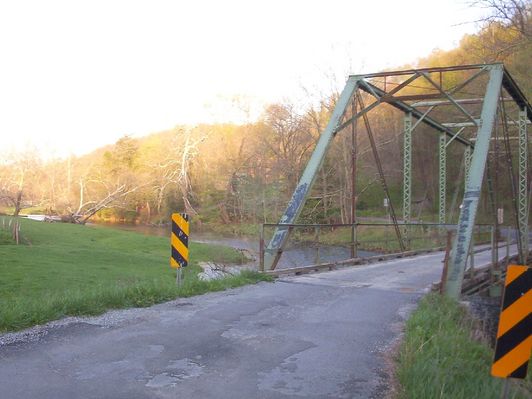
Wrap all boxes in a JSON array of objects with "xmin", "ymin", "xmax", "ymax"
[{"xmin": 0, "ymin": 247, "xmax": 514, "ymax": 399}]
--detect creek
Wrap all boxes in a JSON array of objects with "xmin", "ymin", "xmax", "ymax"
[{"xmin": 94, "ymin": 223, "xmax": 378, "ymax": 269}]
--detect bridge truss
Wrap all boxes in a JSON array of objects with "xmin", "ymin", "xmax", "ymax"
[{"xmin": 264, "ymin": 63, "xmax": 531, "ymax": 298}]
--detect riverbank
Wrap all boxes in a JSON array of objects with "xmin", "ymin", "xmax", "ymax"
[
  {"xmin": 0, "ymin": 217, "xmax": 270, "ymax": 332},
  {"xmin": 93, "ymin": 221, "xmax": 381, "ymax": 269}
]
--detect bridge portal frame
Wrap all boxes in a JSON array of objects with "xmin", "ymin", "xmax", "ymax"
[{"xmin": 263, "ymin": 63, "xmax": 531, "ymax": 299}]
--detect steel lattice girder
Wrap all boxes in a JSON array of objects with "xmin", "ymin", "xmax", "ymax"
[
  {"xmin": 439, "ymin": 133, "xmax": 447, "ymax": 224},
  {"xmin": 464, "ymin": 146, "xmax": 472, "ymax": 186},
  {"xmin": 264, "ymin": 63, "xmax": 531, "ymax": 276},
  {"xmin": 518, "ymin": 109, "xmax": 529, "ymax": 262},
  {"xmin": 444, "ymin": 64, "xmax": 504, "ymax": 297},
  {"xmin": 403, "ymin": 112, "xmax": 412, "ymax": 244}
]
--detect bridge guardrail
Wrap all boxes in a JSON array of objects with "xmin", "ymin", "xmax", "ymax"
[{"xmin": 260, "ymin": 222, "xmax": 497, "ymax": 274}]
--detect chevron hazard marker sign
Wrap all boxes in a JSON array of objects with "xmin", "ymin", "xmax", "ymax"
[
  {"xmin": 170, "ymin": 213, "xmax": 189, "ymax": 269},
  {"xmin": 491, "ymin": 265, "xmax": 531, "ymax": 379}
]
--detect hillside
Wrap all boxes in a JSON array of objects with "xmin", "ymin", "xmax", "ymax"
[{"xmin": 1, "ymin": 3, "xmax": 530, "ymax": 230}]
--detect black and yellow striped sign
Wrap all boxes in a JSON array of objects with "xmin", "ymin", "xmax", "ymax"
[
  {"xmin": 170, "ymin": 213, "xmax": 189, "ymax": 269},
  {"xmin": 491, "ymin": 265, "xmax": 531, "ymax": 379}
]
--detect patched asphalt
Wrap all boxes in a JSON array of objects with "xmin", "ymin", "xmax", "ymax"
[{"xmin": 0, "ymin": 248, "xmax": 509, "ymax": 398}]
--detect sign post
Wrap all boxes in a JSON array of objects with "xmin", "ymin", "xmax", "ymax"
[
  {"xmin": 491, "ymin": 264, "xmax": 531, "ymax": 394},
  {"xmin": 170, "ymin": 213, "xmax": 189, "ymax": 286}
]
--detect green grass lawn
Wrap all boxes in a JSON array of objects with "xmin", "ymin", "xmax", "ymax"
[
  {"xmin": 397, "ymin": 294, "xmax": 531, "ymax": 399},
  {"xmin": 0, "ymin": 217, "xmax": 270, "ymax": 332}
]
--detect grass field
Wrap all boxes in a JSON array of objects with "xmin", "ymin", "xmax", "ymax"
[
  {"xmin": 0, "ymin": 217, "xmax": 270, "ymax": 332},
  {"xmin": 397, "ymin": 294, "xmax": 531, "ymax": 399}
]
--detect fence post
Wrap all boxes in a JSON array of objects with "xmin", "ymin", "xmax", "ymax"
[
  {"xmin": 489, "ymin": 224, "xmax": 503, "ymax": 297},
  {"xmin": 314, "ymin": 226, "xmax": 321, "ymax": 265},
  {"xmin": 351, "ymin": 222, "xmax": 357, "ymax": 259},
  {"xmin": 440, "ymin": 230, "xmax": 453, "ymax": 294},
  {"xmin": 259, "ymin": 225, "xmax": 265, "ymax": 272},
  {"xmin": 506, "ymin": 229, "xmax": 510, "ymax": 267}
]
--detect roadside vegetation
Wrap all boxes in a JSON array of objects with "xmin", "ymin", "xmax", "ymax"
[
  {"xmin": 0, "ymin": 218, "xmax": 271, "ymax": 333},
  {"xmin": 0, "ymin": 229, "xmax": 14, "ymax": 245},
  {"xmin": 397, "ymin": 293, "xmax": 531, "ymax": 399}
]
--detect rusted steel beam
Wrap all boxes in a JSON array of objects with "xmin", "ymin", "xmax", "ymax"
[
  {"xmin": 350, "ymin": 63, "xmax": 487, "ymax": 79},
  {"xmin": 502, "ymin": 67, "xmax": 532, "ymax": 121},
  {"xmin": 380, "ymin": 93, "xmax": 443, "ymax": 102},
  {"xmin": 412, "ymin": 97, "xmax": 512, "ymax": 107},
  {"xmin": 356, "ymin": 92, "xmax": 405, "ymax": 252},
  {"xmin": 346, "ymin": 82, "xmax": 475, "ymax": 147}
]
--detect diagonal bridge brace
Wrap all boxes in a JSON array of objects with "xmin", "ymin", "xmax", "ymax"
[
  {"xmin": 444, "ymin": 64, "xmax": 504, "ymax": 297},
  {"xmin": 263, "ymin": 76, "xmax": 360, "ymax": 270}
]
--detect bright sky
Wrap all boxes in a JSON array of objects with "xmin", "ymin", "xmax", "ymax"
[{"xmin": 0, "ymin": 0, "xmax": 487, "ymax": 158}]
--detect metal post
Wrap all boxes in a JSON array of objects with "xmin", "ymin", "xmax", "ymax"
[
  {"xmin": 489, "ymin": 225, "xmax": 501, "ymax": 297},
  {"xmin": 259, "ymin": 225, "xmax": 265, "ymax": 272},
  {"xmin": 506, "ymin": 228, "xmax": 510, "ymax": 267},
  {"xmin": 351, "ymin": 98, "xmax": 358, "ymax": 259},
  {"xmin": 501, "ymin": 379, "xmax": 510, "ymax": 399},
  {"xmin": 492, "ymin": 218, "xmax": 499, "ymax": 276},
  {"xmin": 353, "ymin": 223, "xmax": 358, "ymax": 258},
  {"xmin": 439, "ymin": 132, "xmax": 446, "ymax": 225},
  {"xmin": 490, "ymin": 117, "xmax": 500, "ymax": 279},
  {"xmin": 440, "ymin": 230, "xmax": 453, "ymax": 293},
  {"xmin": 176, "ymin": 268, "xmax": 183, "ymax": 287},
  {"xmin": 501, "ymin": 104, "xmax": 524, "ymax": 262},
  {"xmin": 403, "ymin": 112, "xmax": 412, "ymax": 247},
  {"xmin": 357, "ymin": 93, "xmax": 405, "ymax": 252},
  {"xmin": 445, "ymin": 64, "xmax": 504, "ymax": 298},
  {"xmin": 518, "ymin": 108, "xmax": 529, "ymax": 263},
  {"xmin": 491, "ymin": 225, "xmax": 497, "ymax": 275},
  {"xmin": 314, "ymin": 226, "xmax": 320, "ymax": 265},
  {"xmin": 351, "ymin": 223, "xmax": 356, "ymax": 259},
  {"xmin": 264, "ymin": 77, "xmax": 360, "ymax": 270}
]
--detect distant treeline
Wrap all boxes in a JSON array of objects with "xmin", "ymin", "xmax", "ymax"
[{"xmin": 1, "ymin": 1, "xmax": 530, "ymax": 227}]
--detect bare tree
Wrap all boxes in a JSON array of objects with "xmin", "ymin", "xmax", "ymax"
[
  {"xmin": 61, "ymin": 136, "xmax": 145, "ymax": 224},
  {"xmin": 472, "ymin": 0, "xmax": 532, "ymax": 38},
  {"xmin": 0, "ymin": 150, "xmax": 41, "ymax": 216},
  {"xmin": 67, "ymin": 177, "xmax": 144, "ymax": 224},
  {"xmin": 151, "ymin": 127, "xmax": 205, "ymax": 217},
  {"xmin": 262, "ymin": 102, "xmax": 314, "ymax": 194}
]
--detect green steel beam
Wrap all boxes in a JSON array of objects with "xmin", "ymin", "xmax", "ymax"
[
  {"xmin": 439, "ymin": 133, "xmax": 447, "ymax": 224},
  {"xmin": 355, "ymin": 82, "xmax": 475, "ymax": 147},
  {"xmin": 464, "ymin": 145, "xmax": 472, "ymax": 186},
  {"xmin": 420, "ymin": 72, "xmax": 478, "ymax": 126},
  {"xmin": 350, "ymin": 63, "xmax": 487, "ymax": 79},
  {"xmin": 403, "ymin": 112, "xmax": 412, "ymax": 245},
  {"xmin": 502, "ymin": 67, "xmax": 532, "ymax": 122},
  {"xmin": 263, "ymin": 77, "xmax": 360, "ymax": 270},
  {"xmin": 518, "ymin": 108, "xmax": 529, "ymax": 263},
  {"xmin": 445, "ymin": 64, "xmax": 504, "ymax": 298}
]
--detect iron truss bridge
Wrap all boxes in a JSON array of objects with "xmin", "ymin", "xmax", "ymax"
[{"xmin": 263, "ymin": 64, "xmax": 531, "ymax": 298}]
